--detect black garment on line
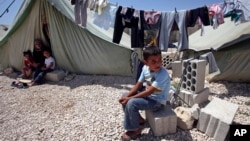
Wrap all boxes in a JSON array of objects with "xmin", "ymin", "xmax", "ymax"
[
  {"xmin": 187, "ymin": 6, "xmax": 210, "ymax": 27},
  {"xmin": 113, "ymin": 6, "xmax": 144, "ymax": 48}
]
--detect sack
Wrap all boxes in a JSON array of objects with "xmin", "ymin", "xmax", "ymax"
[{"xmin": 71, "ymin": 0, "xmax": 75, "ymax": 5}]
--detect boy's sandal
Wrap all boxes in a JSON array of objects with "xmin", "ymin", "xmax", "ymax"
[
  {"xmin": 121, "ymin": 130, "xmax": 141, "ymax": 141},
  {"xmin": 11, "ymin": 81, "xmax": 19, "ymax": 87},
  {"xmin": 17, "ymin": 83, "xmax": 28, "ymax": 89}
]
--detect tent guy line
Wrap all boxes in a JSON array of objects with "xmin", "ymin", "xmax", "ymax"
[{"xmin": 0, "ymin": 0, "xmax": 16, "ymax": 18}]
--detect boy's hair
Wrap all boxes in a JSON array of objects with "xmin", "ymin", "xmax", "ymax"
[
  {"xmin": 43, "ymin": 48, "xmax": 52, "ymax": 54},
  {"xmin": 23, "ymin": 50, "xmax": 32, "ymax": 57},
  {"xmin": 143, "ymin": 46, "xmax": 162, "ymax": 61}
]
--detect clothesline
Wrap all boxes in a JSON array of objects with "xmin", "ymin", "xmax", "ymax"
[{"xmin": 72, "ymin": 0, "xmax": 250, "ymax": 50}]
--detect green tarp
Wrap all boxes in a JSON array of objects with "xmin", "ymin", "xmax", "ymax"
[
  {"xmin": 0, "ymin": 0, "xmax": 134, "ymax": 76},
  {"xmin": 188, "ymin": 18, "xmax": 250, "ymax": 82}
]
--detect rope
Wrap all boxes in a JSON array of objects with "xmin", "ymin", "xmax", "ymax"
[{"xmin": 0, "ymin": 0, "xmax": 15, "ymax": 18}]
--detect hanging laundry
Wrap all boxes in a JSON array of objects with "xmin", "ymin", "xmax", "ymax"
[
  {"xmin": 74, "ymin": 0, "xmax": 89, "ymax": 27},
  {"xmin": 88, "ymin": 0, "xmax": 97, "ymax": 10},
  {"xmin": 113, "ymin": 6, "xmax": 144, "ymax": 48},
  {"xmin": 220, "ymin": 0, "xmax": 243, "ymax": 24},
  {"xmin": 97, "ymin": 0, "xmax": 108, "ymax": 15},
  {"xmin": 92, "ymin": 3, "xmax": 118, "ymax": 30},
  {"xmin": 144, "ymin": 10, "xmax": 161, "ymax": 25},
  {"xmin": 221, "ymin": 0, "xmax": 250, "ymax": 24},
  {"xmin": 71, "ymin": 0, "xmax": 76, "ymax": 5},
  {"xmin": 186, "ymin": 6, "xmax": 210, "ymax": 36},
  {"xmin": 187, "ymin": 6, "xmax": 210, "ymax": 27},
  {"xmin": 141, "ymin": 10, "xmax": 162, "ymax": 47},
  {"xmin": 159, "ymin": 10, "xmax": 188, "ymax": 51},
  {"xmin": 199, "ymin": 52, "xmax": 219, "ymax": 74},
  {"xmin": 224, "ymin": 9, "xmax": 243, "ymax": 23},
  {"xmin": 219, "ymin": 0, "xmax": 236, "ymax": 15},
  {"xmin": 209, "ymin": 4, "xmax": 225, "ymax": 29}
]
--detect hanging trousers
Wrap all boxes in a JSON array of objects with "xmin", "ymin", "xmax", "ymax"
[
  {"xmin": 159, "ymin": 11, "xmax": 188, "ymax": 51},
  {"xmin": 113, "ymin": 6, "xmax": 144, "ymax": 48},
  {"xmin": 187, "ymin": 6, "xmax": 210, "ymax": 27},
  {"xmin": 75, "ymin": 0, "xmax": 88, "ymax": 27}
]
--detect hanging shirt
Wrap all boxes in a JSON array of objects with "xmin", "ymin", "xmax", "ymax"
[
  {"xmin": 209, "ymin": 4, "xmax": 225, "ymax": 29},
  {"xmin": 92, "ymin": 3, "xmax": 118, "ymax": 30},
  {"xmin": 144, "ymin": 11, "xmax": 161, "ymax": 25},
  {"xmin": 220, "ymin": 0, "xmax": 250, "ymax": 24}
]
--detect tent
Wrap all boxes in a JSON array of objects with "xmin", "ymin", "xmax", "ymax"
[
  {"xmin": 0, "ymin": 0, "xmax": 135, "ymax": 76},
  {"xmin": 188, "ymin": 18, "xmax": 250, "ymax": 82}
]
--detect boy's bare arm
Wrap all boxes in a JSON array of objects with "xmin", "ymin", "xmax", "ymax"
[
  {"xmin": 130, "ymin": 85, "xmax": 157, "ymax": 98},
  {"xmin": 125, "ymin": 81, "xmax": 143, "ymax": 97}
]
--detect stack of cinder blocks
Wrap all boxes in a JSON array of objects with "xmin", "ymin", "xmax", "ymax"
[
  {"xmin": 197, "ymin": 97, "xmax": 239, "ymax": 141},
  {"xmin": 181, "ymin": 59, "xmax": 206, "ymax": 93},
  {"xmin": 161, "ymin": 52, "xmax": 177, "ymax": 69},
  {"xmin": 172, "ymin": 59, "xmax": 209, "ymax": 106},
  {"xmin": 171, "ymin": 61, "xmax": 182, "ymax": 78},
  {"xmin": 146, "ymin": 106, "xmax": 177, "ymax": 136}
]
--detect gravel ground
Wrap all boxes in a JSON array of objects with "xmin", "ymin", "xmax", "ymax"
[{"xmin": 0, "ymin": 73, "xmax": 249, "ymax": 141}]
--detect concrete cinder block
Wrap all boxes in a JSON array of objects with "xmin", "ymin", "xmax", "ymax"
[
  {"xmin": 161, "ymin": 52, "xmax": 176, "ymax": 69},
  {"xmin": 45, "ymin": 70, "xmax": 65, "ymax": 82},
  {"xmin": 146, "ymin": 106, "xmax": 177, "ymax": 136},
  {"xmin": 181, "ymin": 59, "xmax": 206, "ymax": 93},
  {"xmin": 197, "ymin": 97, "xmax": 239, "ymax": 141},
  {"xmin": 171, "ymin": 61, "xmax": 182, "ymax": 78},
  {"xmin": 179, "ymin": 87, "xmax": 210, "ymax": 107}
]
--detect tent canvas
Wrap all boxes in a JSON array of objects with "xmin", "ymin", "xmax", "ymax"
[
  {"xmin": 0, "ymin": 0, "xmax": 135, "ymax": 76},
  {"xmin": 188, "ymin": 18, "xmax": 250, "ymax": 82}
]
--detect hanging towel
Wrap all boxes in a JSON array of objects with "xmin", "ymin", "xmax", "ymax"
[{"xmin": 199, "ymin": 52, "xmax": 219, "ymax": 74}]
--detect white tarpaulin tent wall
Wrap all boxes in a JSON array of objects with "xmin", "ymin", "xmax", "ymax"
[
  {"xmin": 0, "ymin": 0, "xmax": 134, "ymax": 76},
  {"xmin": 188, "ymin": 18, "xmax": 250, "ymax": 82}
]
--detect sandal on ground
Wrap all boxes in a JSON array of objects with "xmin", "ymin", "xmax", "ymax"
[
  {"xmin": 11, "ymin": 81, "xmax": 20, "ymax": 87},
  {"xmin": 121, "ymin": 130, "xmax": 141, "ymax": 141},
  {"xmin": 17, "ymin": 83, "xmax": 28, "ymax": 89},
  {"xmin": 11, "ymin": 81, "xmax": 18, "ymax": 87}
]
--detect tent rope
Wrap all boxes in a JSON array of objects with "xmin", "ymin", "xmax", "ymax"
[{"xmin": 0, "ymin": 0, "xmax": 15, "ymax": 18}]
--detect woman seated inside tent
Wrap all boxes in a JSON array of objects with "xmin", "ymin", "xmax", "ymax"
[
  {"xmin": 12, "ymin": 39, "xmax": 48, "ymax": 88},
  {"xmin": 32, "ymin": 39, "xmax": 46, "ymax": 71}
]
